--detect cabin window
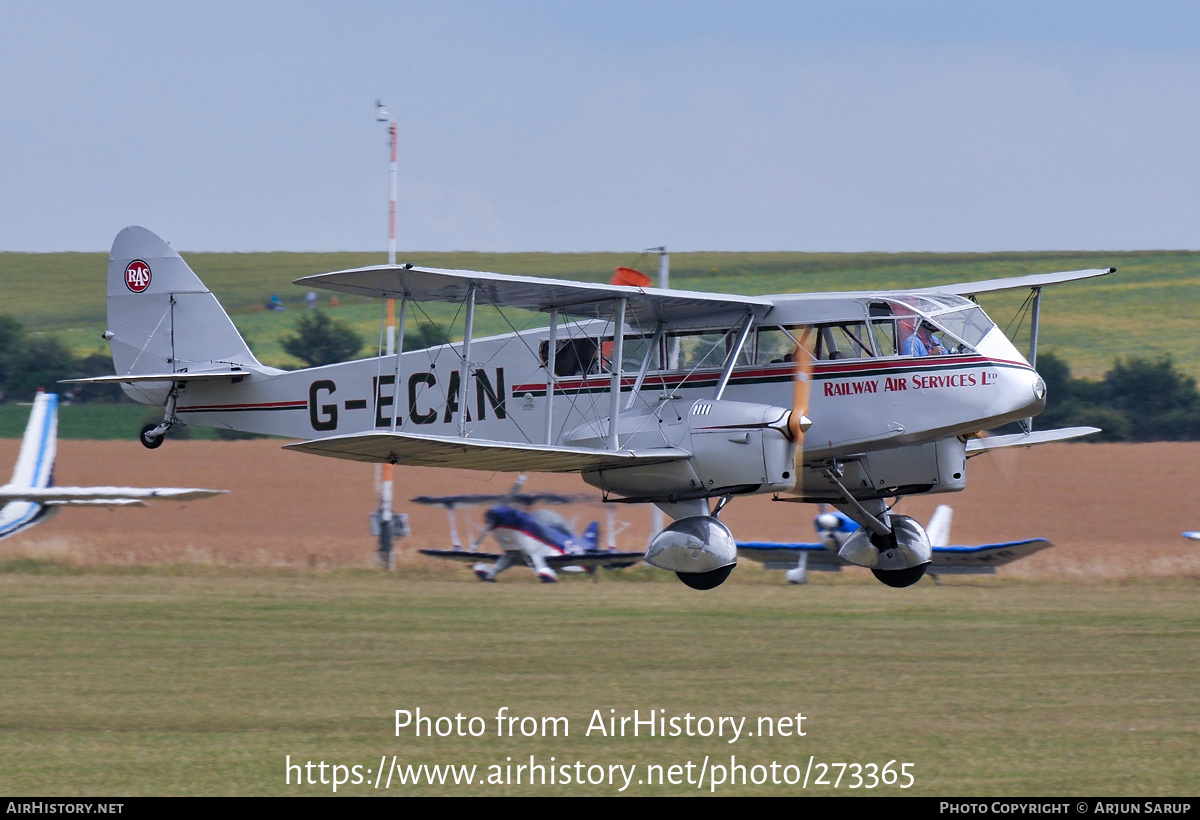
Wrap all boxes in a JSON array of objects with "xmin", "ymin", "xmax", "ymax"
[
  {"xmin": 870, "ymin": 319, "xmax": 899, "ymax": 356},
  {"xmin": 932, "ymin": 306, "xmax": 992, "ymax": 350},
  {"xmin": 666, "ymin": 329, "xmax": 752, "ymax": 371},
  {"xmin": 599, "ymin": 334, "xmax": 660, "ymax": 373},
  {"xmin": 757, "ymin": 323, "xmax": 876, "ymax": 362},
  {"xmin": 551, "ymin": 334, "xmax": 661, "ymax": 376},
  {"xmin": 814, "ymin": 322, "xmax": 873, "ymax": 360},
  {"xmin": 756, "ymin": 326, "xmax": 803, "ymax": 364},
  {"xmin": 870, "ymin": 297, "xmax": 992, "ymax": 357}
]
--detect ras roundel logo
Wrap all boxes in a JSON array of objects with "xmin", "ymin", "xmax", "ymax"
[{"xmin": 125, "ymin": 260, "xmax": 152, "ymax": 293}]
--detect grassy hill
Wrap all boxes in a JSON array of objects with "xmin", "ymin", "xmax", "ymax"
[{"xmin": 2, "ymin": 248, "xmax": 1195, "ymax": 379}]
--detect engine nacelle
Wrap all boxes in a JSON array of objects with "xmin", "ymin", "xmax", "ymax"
[
  {"xmin": 569, "ymin": 398, "xmax": 796, "ymax": 503},
  {"xmin": 838, "ymin": 513, "xmax": 932, "ymax": 588}
]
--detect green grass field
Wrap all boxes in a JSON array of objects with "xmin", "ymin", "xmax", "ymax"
[
  {"xmin": 0, "ymin": 566, "xmax": 1194, "ymax": 796},
  {"xmin": 3, "ymin": 248, "xmax": 1197, "ymax": 380}
]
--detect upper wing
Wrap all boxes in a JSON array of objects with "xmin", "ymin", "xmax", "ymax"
[
  {"xmin": 285, "ymin": 431, "xmax": 690, "ymax": 471},
  {"xmin": 295, "ymin": 265, "xmax": 775, "ymax": 328},
  {"xmin": 0, "ymin": 486, "xmax": 227, "ymax": 504},
  {"xmin": 916, "ymin": 268, "xmax": 1115, "ymax": 296}
]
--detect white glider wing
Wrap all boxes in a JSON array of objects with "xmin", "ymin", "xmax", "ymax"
[
  {"xmin": 0, "ymin": 393, "xmax": 225, "ymax": 540},
  {"xmin": 0, "ymin": 486, "xmax": 225, "ymax": 504}
]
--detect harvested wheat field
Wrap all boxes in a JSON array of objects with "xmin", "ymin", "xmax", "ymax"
[{"xmin": 1, "ymin": 438, "xmax": 1197, "ymax": 581}]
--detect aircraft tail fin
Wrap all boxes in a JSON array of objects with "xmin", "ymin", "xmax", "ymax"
[
  {"xmin": 925, "ymin": 505, "xmax": 952, "ymax": 548},
  {"xmin": 582, "ymin": 522, "xmax": 600, "ymax": 552},
  {"xmin": 9, "ymin": 392, "xmax": 57, "ymax": 491},
  {"xmin": 106, "ymin": 227, "xmax": 262, "ymax": 384}
]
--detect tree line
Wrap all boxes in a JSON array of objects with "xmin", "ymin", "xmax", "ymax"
[{"xmin": 1035, "ymin": 352, "xmax": 1200, "ymax": 441}]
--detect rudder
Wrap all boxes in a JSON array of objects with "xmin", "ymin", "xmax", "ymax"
[
  {"xmin": 107, "ymin": 227, "xmax": 261, "ymax": 379},
  {"xmin": 582, "ymin": 522, "xmax": 599, "ymax": 552}
]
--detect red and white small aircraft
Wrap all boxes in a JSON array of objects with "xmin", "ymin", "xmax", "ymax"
[
  {"xmin": 68, "ymin": 227, "xmax": 1107, "ymax": 591},
  {"xmin": 412, "ymin": 477, "xmax": 643, "ymax": 582}
]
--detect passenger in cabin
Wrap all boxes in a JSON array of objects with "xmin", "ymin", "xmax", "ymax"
[
  {"xmin": 545, "ymin": 339, "xmax": 602, "ymax": 377},
  {"xmin": 900, "ymin": 320, "xmax": 947, "ymax": 357}
]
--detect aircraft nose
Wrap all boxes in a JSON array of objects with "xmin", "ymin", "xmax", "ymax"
[
  {"xmin": 1028, "ymin": 372, "xmax": 1048, "ymax": 414},
  {"xmin": 485, "ymin": 506, "xmax": 515, "ymax": 527}
]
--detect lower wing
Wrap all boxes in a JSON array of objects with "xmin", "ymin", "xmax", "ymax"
[
  {"xmin": 544, "ymin": 550, "xmax": 645, "ymax": 569},
  {"xmin": 737, "ymin": 539, "xmax": 1052, "ymax": 571},
  {"xmin": 419, "ymin": 549, "xmax": 505, "ymax": 563}
]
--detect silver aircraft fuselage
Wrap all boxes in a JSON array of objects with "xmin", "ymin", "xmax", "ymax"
[{"xmin": 150, "ymin": 290, "xmax": 1041, "ymax": 504}]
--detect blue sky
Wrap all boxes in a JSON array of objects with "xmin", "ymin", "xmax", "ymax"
[{"xmin": 3, "ymin": 2, "xmax": 1199, "ymax": 252}]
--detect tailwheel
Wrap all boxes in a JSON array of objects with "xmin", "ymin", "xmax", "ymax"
[
  {"xmin": 139, "ymin": 424, "xmax": 166, "ymax": 449},
  {"xmin": 871, "ymin": 563, "xmax": 929, "ymax": 588},
  {"xmin": 676, "ymin": 564, "xmax": 734, "ymax": 591}
]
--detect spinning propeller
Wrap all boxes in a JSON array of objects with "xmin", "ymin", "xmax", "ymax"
[{"xmin": 788, "ymin": 338, "xmax": 815, "ymax": 484}]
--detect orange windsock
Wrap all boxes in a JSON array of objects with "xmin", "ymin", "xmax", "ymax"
[{"xmin": 611, "ymin": 267, "xmax": 652, "ymax": 288}]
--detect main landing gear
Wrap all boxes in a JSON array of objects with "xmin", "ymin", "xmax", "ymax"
[
  {"xmin": 644, "ymin": 498, "xmax": 739, "ymax": 591},
  {"xmin": 138, "ymin": 388, "xmax": 180, "ymax": 450}
]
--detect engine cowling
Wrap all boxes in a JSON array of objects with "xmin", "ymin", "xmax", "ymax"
[{"xmin": 568, "ymin": 397, "xmax": 796, "ymax": 503}]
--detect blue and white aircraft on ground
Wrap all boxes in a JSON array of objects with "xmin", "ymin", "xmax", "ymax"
[
  {"xmin": 0, "ymin": 391, "xmax": 225, "ymax": 541},
  {"xmin": 415, "ymin": 477, "xmax": 644, "ymax": 582},
  {"xmin": 737, "ymin": 505, "xmax": 1051, "ymax": 584}
]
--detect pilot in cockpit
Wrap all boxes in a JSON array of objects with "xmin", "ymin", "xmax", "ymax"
[{"xmin": 900, "ymin": 320, "xmax": 947, "ymax": 357}]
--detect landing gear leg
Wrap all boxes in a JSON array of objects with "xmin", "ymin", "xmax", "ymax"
[
  {"xmin": 139, "ymin": 387, "xmax": 181, "ymax": 450},
  {"xmin": 822, "ymin": 465, "xmax": 931, "ymax": 587}
]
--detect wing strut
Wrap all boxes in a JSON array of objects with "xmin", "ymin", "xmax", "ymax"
[
  {"xmin": 459, "ymin": 285, "xmax": 476, "ymax": 438},
  {"xmin": 544, "ymin": 309, "xmax": 558, "ymax": 444},
  {"xmin": 391, "ymin": 295, "xmax": 408, "ymax": 432},
  {"xmin": 607, "ymin": 297, "xmax": 626, "ymax": 450},
  {"xmin": 715, "ymin": 311, "xmax": 755, "ymax": 401},
  {"xmin": 1025, "ymin": 287, "xmax": 1042, "ymax": 432},
  {"xmin": 625, "ymin": 322, "xmax": 666, "ymax": 410}
]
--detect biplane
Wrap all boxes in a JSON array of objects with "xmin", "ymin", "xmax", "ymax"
[
  {"xmin": 737, "ymin": 504, "xmax": 1052, "ymax": 584},
  {"xmin": 69, "ymin": 227, "xmax": 1107, "ymax": 590},
  {"xmin": 412, "ymin": 475, "xmax": 643, "ymax": 582},
  {"xmin": 0, "ymin": 391, "xmax": 224, "ymax": 540}
]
